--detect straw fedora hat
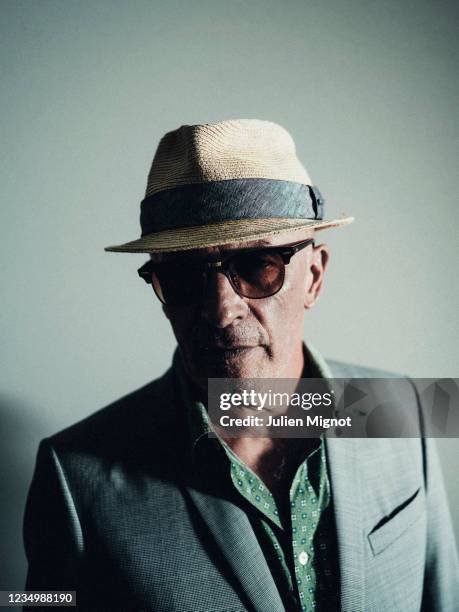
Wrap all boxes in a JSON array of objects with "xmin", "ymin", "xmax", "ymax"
[{"xmin": 104, "ymin": 119, "xmax": 353, "ymax": 253}]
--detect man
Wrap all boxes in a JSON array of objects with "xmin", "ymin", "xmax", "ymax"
[{"xmin": 24, "ymin": 119, "xmax": 458, "ymax": 611}]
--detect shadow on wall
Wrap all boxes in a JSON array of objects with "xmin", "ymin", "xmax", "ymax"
[{"xmin": 0, "ymin": 395, "xmax": 52, "ymax": 591}]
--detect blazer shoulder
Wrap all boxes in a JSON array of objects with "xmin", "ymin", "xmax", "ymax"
[{"xmin": 46, "ymin": 367, "xmax": 177, "ymax": 453}]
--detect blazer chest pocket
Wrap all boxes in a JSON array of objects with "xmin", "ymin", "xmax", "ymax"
[{"xmin": 368, "ymin": 487, "xmax": 425, "ymax": 556}]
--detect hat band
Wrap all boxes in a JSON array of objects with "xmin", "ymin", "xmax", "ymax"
[{"xmin": 140, "ymin": 179, "xmax": 324, "ymax": 236}]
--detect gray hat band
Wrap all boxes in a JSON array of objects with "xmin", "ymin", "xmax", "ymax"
[{"xmin": 140, "ymin": 178, "xmax": 324, "ymax": 236}]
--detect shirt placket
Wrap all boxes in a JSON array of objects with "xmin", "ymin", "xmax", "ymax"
[{"xmin": 290, "ymin": 445, "xmax": 330, "ymax": 611}]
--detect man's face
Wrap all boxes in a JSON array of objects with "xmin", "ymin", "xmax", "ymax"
[{"xmin": 160, "ymin": 228, "xmax": 329, "ymax": 389}]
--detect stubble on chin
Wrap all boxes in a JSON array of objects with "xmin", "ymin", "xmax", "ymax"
[{"xmin": 187, "ymin": 345, "xmax": 273, "ymax": 385}]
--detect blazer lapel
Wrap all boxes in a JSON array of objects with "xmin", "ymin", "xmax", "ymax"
[
  {"xmin": 186, "ymin": 486, "xmax": 286, "ymax": 612},
  {"xmin": 188, "ymin": 442, "xmax": 367, "ymax": 612},
  {"xmin": 325, "ymin": 437, "xmax": 365, "ymax": 612}
]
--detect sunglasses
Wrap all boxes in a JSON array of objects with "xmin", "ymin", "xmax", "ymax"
[{"xmin": 137, "ymin": 238, "xmax": 315, "ymax": 307}]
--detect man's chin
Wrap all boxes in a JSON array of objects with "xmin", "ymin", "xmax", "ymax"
[{"xmin": 190, "ymin": 346, "xmax": 265, "ymax": 379}]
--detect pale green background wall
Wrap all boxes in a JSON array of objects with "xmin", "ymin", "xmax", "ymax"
[{"xmin": 1, "ymin": 0, "xmax": 458, "ymax": 590}]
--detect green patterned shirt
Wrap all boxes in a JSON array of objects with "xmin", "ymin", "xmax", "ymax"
[{"xmin": 178, "ymin": 344, "xmax": 339, "ymax": 611}]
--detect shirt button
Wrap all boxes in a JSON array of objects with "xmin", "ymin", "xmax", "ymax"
[{"xmin": 298, "ymin": 551, "xmax": 309, "ymax": 565}]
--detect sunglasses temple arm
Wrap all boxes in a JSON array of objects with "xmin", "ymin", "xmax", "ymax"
[{"xmin": 291, "ymin": 239, "xmax": 315, "ymax": 255}]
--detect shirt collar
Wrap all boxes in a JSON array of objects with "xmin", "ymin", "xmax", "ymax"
[{"xmin": 303, "ymin": 340, "xmax": 334, "ymax": 379}]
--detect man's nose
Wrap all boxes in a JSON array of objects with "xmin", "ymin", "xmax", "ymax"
[{"xmin": 200, "ymin": 269, "xmax": 249, "ymax": 328}]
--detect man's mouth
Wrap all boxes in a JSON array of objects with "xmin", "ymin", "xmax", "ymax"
[
  {"xmin": 191, "ymin": 327, "xmax": 267, "ymax": 356},
  {"xmin": 201, "ymin": 345, "xmax": 258, "ymax": 353}
]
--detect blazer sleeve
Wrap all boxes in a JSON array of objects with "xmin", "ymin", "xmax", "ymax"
[
  {"xmin": 420, "ymin": 434, "xmax": 459, "ymax": 610},
  {"xmin": 23, "ymin": 438, "xmax": 84, "ymax": 590}
]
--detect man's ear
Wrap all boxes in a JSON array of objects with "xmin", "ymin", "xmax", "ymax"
[{"xmin": 304, "ymin": 244, "xmax": 330, "ymax": 309}]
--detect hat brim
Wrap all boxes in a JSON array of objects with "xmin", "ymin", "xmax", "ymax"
[{"xmin": 104, "ymin": 216, "xmax": 354, "ymax": 253}]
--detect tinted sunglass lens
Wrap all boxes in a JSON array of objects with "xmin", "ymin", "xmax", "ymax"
[
  {"xmin": 152, "ymin": 265, "xmax": 206, "ymax": 306},
  {"xmin": 232, "ymin": 251, "xmax": 285, "ymax": 298}
]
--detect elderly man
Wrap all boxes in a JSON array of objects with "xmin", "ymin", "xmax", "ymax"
[{"xmin": 24, "ymin": 120, "xmax": 458, "ymax": 611}]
